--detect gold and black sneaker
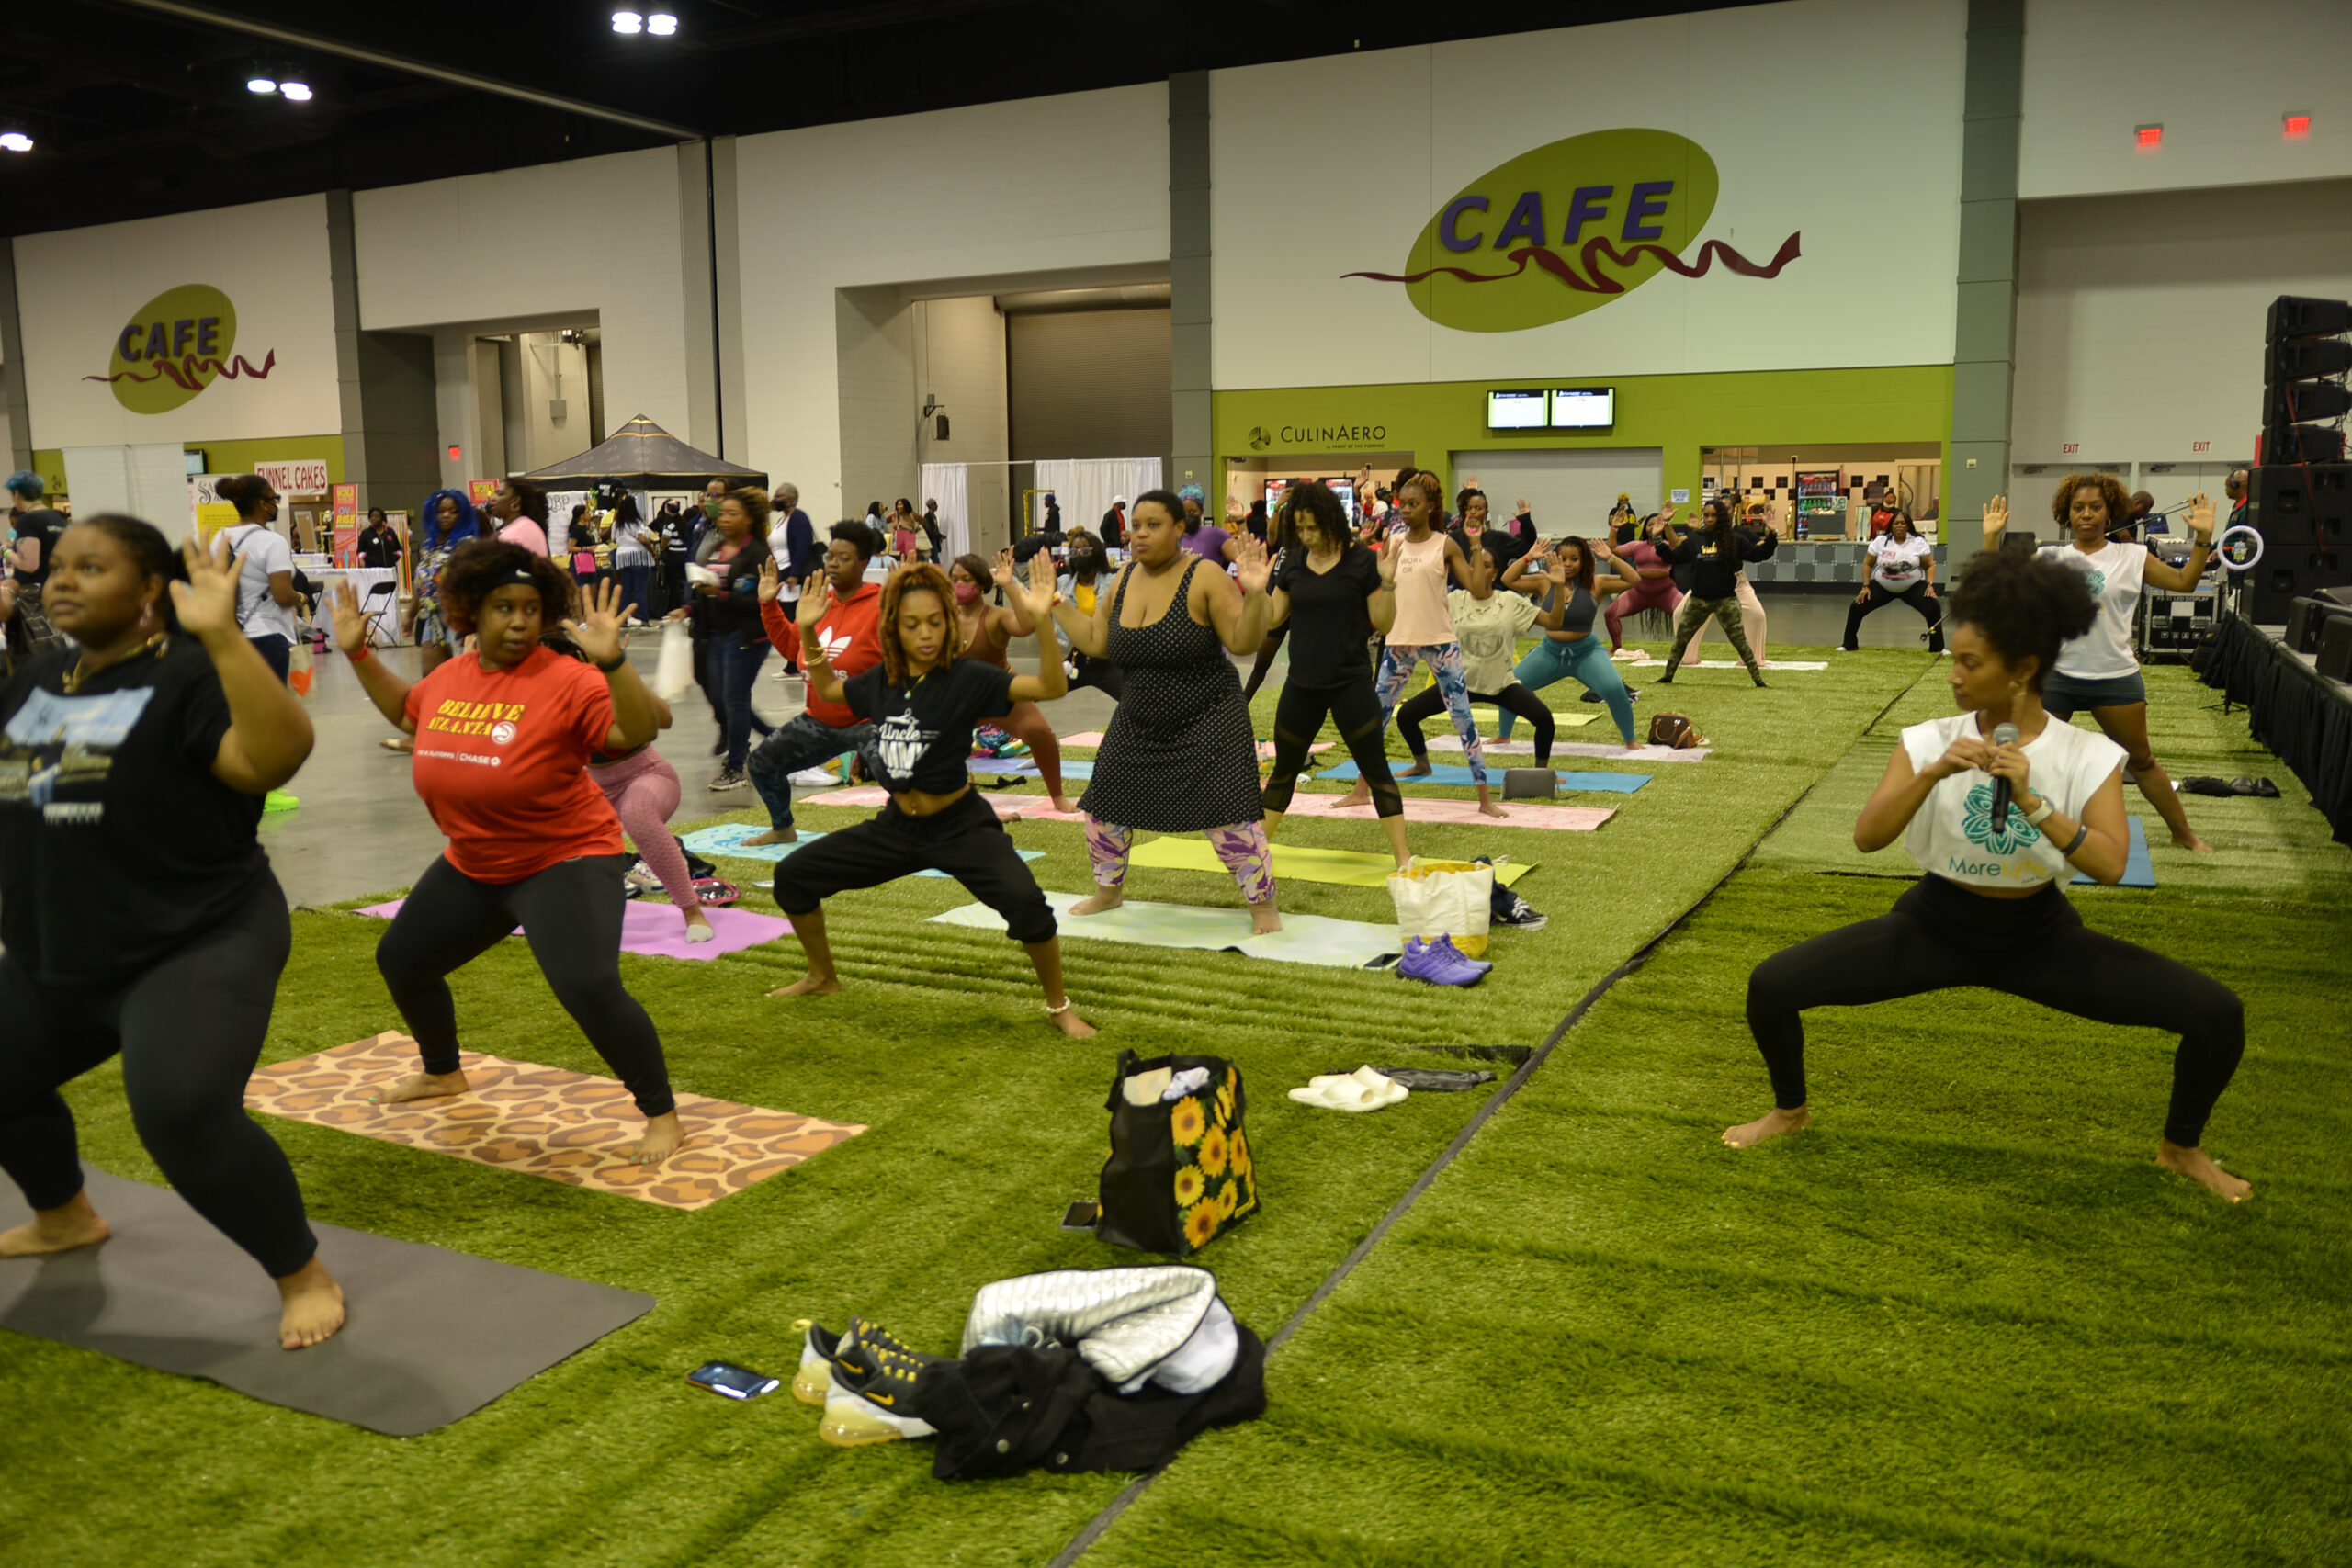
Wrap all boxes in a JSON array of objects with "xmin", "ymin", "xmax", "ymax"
[
  {"xmin": 820, "ymin": 1345, "xmax": 944, "ymax": 1448},
  {"xmin": 790, "ymin": 1316, "xmax": 926, "ymax": 1407}
]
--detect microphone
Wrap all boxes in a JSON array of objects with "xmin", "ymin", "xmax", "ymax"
[{"xmin": 1989, "ymin": 722, "xmax": 2019, "ymax": 829}]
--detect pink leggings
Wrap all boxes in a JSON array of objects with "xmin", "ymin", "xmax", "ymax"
[
  {"xmin": 1085, "ymin": 815, "xmax": 1274, "ymax": 906},
  {"xmin": 1604, "ymin": 580, "xmax": 1685, "ymax": 651},
  {"xmin": 591, "ymin": 747, "xmax": 697, "ymax": 912}
]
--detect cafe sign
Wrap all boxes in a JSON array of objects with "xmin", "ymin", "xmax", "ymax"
[{"xmin": 85, "ymin": 284, "xmax": 277, "ymax": 413}]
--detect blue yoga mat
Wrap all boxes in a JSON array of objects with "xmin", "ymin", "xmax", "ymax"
[
  {"xmin": 1316, "ymin": 761, "xmax": 1649, "ymax": 794},
  {"xmin": 2073, "ymin": 816, "xmax": 2155, "ymax": 887},
  {"xmin": 969, "ymin": 758, "xmax": 1095, "ymax": 781},
  {"xmin": 681, "ymin": 822, "xmax": 1042, "ymax": 874}
]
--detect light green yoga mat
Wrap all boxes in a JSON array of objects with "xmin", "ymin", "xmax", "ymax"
[
  {"xmin": 932, "ymin": 889, "xmax": 1402, "ymax": 969},
  {"xmin": 1125, "ymin": 836, "xmax": 1532, "ymax": 889}
]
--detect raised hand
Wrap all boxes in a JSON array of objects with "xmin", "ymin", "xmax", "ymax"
[
  {"xmin": 990, "ymin": 547, "xmax": 1019, "ymax": 592},
  {"xmin": 1233, "ymin": 534, "xmax": 1272, "ymax": 595},
  {"xmin": 795, "ymin": 576, "xmax": 828, "ymax": 634},
  {"xmin": 1983, "ymin": 494, "xmax": 2009, "ymax": 536},
  {"xmin": 171, "ymin": 530, "xmax": 253, "ymax": 641},
  {"xmin": 1376, "ymin": 537, "xmax": 1401, "ymax": 586},
  {"xmin": 1516, "ymin": 497, "xmax": 1530, "ymax": 516},
  {"xmin": 562, "ymin": 577, "xmax": 634, "ymax": 666},
  {"xmin": 326, "ymin": 576, "xmax": 370, "ymax": 651},
  {"xmin": 757, "ymin": 557, "xmax": 782, "ymax": 604},
  {"xmin": 1015, "ymin": 547, "xmax": 1058, "ymax": 615},
  {"xmin": 2187, "ymin": 491, "xmax": 2216, "ymax": 539}
]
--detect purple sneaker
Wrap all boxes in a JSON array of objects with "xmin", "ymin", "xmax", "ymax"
[
  {"xmin": 1432, "ymin": 934, "xmax": 1493, "ymax": 976},
  {"xmin": 1399, "ymin": 936, "xmax": 1485, "ymax": 987}
]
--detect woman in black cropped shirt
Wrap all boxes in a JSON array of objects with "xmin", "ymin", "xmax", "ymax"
[
  {"xmin": 768, "ymin": 552, "xmax": 1094, "ymax": 1037},
  {"xmin": 1655, "ymin": 498, "xmax": 1774, "ymax": 686}
]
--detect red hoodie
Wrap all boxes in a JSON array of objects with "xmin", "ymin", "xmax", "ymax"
[{"xmin": 762, "ymin": 582, "xmax": 882, "ymax": 729}]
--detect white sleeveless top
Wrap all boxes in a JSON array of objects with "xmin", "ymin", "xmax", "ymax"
[
  {"xmin": 2036, "ymin": 540, "xmax": 2146, "ymax": 680},
  {"xmin": 1898, "ymin": 713, "xmax": 2125, "ymax": 888}
]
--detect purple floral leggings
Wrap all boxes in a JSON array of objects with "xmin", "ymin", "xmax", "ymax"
[{"xmin": 1084, "ymin": 815, "xmax": 1275, "ymax": 906}]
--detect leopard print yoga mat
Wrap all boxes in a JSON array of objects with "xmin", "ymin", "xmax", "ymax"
[{"xmin": 245, "ymin": 1032, "xmax": 866, "ymax": 1209}]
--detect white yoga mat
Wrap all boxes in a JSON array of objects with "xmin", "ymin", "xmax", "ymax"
[{"xmin": 933, "ymin": 889, "xmax": 1401, "ymax": 969}]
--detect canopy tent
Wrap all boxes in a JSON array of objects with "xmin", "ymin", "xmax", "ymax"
[{"xmin": 524, "ymin": 414, "xmax": 766, "ymax": 491}]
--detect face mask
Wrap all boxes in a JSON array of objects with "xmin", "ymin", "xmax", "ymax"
[
  {"xmin": 953, "ymin": 582, "xmax": 981, "ymax": 604},
  {"xmin": 704, "ymin": 500, "xmax": 722, "ymax": 519}
]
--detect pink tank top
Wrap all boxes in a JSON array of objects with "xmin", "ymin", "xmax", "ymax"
[{"xmin": 1386, "ymin": 531, "xmax": 1453, "ymax": 646}]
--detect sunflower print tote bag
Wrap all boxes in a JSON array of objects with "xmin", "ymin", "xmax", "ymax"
[{"xmin": 1095, "ymin": 1050, "xmax": 1260, "ymax": 1257}]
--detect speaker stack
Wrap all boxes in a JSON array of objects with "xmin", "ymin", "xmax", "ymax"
[{"xmin": 2245, "ymin": 295, "xmax": 2352, "ymax": 624}]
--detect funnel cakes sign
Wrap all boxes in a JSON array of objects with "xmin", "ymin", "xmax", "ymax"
[{"xmin": 1347, "ymin": 130, "xmax": 1800, "ymax": 333}]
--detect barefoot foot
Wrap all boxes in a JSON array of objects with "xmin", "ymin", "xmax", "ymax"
[
  {"xmin": 0, "ymin": 1192, "xmax": 111, "ymax": 1258},
  {"xmin": 2171, "ymin": 832, "xmax": 2216, "ymax": 854},
  {"xmin": 371, "ymin": 1069, "xmax": 469, "ymax": 1105},
  {"xmin": 738, "ymin": 828, "xmax": 798, "ymax": 847},
  {"xmin": 1048, "ymin": 795, "xmax": 1080, "ymax": 815},
  {"xmin": 1046, "ymin": 1007, "xmax": 1098, "ymax": 1038},
  {"xmin": 1398, "ymin": 760, "xmax": 1433, "ymax": 778},
  {"xmin": 1478, "ymin": 800, "xmax": 1510, "ymax": 818},
  {"xmin": 631, "ymin": 1111, "xmax": 687, "ymax": 1167},
  {"xmin": 1250, "ymin": 901, "xmax": 1282, "ymax": 935},
  {"xmin": 768, "ymin": 974, "xmax": 842, "ymax": 998},
  {"xmin": 1723, "ymin": 1105, "xmax": 1811, "ymax": 1148},
  {"xmin": 2156, "ymin": 1140, "xmax": 2250, "ymax": 1201},
  {"xmin": 277, "ymin": 1257, "xmax": 346, "ymax": 1349},
  {"xmin": 1070, "ymin": 889, "xmax": 1125, "ymax": 917},
  {"xmin": 1336, "ymin": 785, "xmax": 1372, "ymax": 809}
]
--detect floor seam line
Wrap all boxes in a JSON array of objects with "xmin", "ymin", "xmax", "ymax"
[{"xmin": 1046, "ymin": 665, "xmax": 1940, "ymax": 1567}]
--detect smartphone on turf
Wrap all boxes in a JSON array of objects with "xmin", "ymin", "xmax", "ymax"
[{"xmin": 688, "ymin": 1361, "xmax": 780, "ymax": 1400}]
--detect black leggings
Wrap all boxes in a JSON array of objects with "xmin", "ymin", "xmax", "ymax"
[
  {"xmin": 1746, "ymin": 875, "xmax": 2244, "ymax": 1146},
  {"xmin": 772, "ymin": 789, "xmax": 1057, "ymax": 944},
  {"xmin": 376, "ymin": 853, "xmax": 677, "ymax": 1117},
  {"xmin": 0, "ymin": 873, "xmax": 317, "ymax": 1278},
  {"xmin": 1842, "ymin": 581, "xmax": 1943, "ymax": 652},
  {"xmin": 1262, "ymin": 676, "xmax": 1402, "ymax": 818},
  {"xmin": 1399, "ymin": 682, "xmax": 1554, "ymax": 765},
  {"xmin": 1070, "ymin": 649, "xmax": 1125, "ymax": 701}
]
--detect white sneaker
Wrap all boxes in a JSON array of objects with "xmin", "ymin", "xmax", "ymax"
[{"xmin": 788, "ymin": 766, "xmax": 840, "ymax": 787}]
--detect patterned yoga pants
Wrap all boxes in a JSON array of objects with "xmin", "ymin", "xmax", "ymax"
[
  {"xmin": 1085, "ymin": 816, "xmax": 1275, "ymax": 905},
  {"xmin": 1664, "ymin": 593, "xmax": 1763, "ymax": 677},
  {"xmin": 1373, "ymin": 643, "xmax": 1487, "ymax": 788}
]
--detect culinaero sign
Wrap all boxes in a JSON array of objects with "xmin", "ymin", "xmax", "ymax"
[
  {"xmin": 1348, "ymin": 129, "xmax": 1800, "ymax": 333},
  {"xmin": 84, "ymin": 284, "xmax": 277, "ymax": 413}
]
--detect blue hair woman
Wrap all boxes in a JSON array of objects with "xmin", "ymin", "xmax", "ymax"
[{"xmin": 383, "ymin": 489, "xmax": 481, "ymax": 753}]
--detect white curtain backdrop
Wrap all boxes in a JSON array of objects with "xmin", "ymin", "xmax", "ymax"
[
  {"xmin": 920, "ymin": 462, "xmax": 970, "ymax": 560},
  {"xmin": 1033, "ymin": 457, "xmax": 1161, "ymax": 542}
]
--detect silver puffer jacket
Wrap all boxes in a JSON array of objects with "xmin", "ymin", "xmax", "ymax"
[{"xmin": 962, "ymin": 1266, "xmax": 1218, "ymax": 1387}]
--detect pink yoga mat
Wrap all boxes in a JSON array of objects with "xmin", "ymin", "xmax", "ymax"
[
  {"xmin": 1272, "ymin": 793, "xmax": 1613, "ymax": 830},
  {"xmin": 356, "ymin": 900, "xmax": 791, "ymax": 961}
]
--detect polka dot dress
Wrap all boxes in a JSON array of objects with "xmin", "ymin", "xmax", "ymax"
[{"xmin": 1078, "ymin": 558, "xmax": 1263, "ymax": 832}]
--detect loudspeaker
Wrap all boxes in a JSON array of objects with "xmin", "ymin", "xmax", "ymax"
[
  {"xmin": 2247, "ymin": 464, "xmax": 2352, "ymax": 620},
  {"xmin": 2269, "ymin": 296, "xmax": 2352, "ymax": 341},
  {"xmin": 2266, "ymin": 423, "xmax": 2348, "ymax": 465},
  {"xmin": 2268, "ymin": 336, "xmax": 2352, "ymax": 379},
  {"xmin": 2318, "ymin": 614, "xmax": 2352, "ymax": 682},
  {"xmin": 2285, "ymin": 596, "xmax": 2340, "ymax": 652},
  {"xmin": 2263, "ymin": 379, "xmax": 2352, "ymax": 426}
]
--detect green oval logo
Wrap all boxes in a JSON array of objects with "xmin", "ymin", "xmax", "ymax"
[
  {"xmin": 87, "ymin": 285, "xmax": 276, "ymax": 413},
  {"xmin": 1347, "ymin": 129, "xmax": 1798, "ymax": 333}
]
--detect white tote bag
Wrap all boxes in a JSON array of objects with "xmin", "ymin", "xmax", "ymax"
[
  {"xmin": 1385, "ymin": 859, "xmax": 1495, "ymax": 959},
  {"xmin": 652, "ymin": 619, "xmax": 695, "ymax": 699}
]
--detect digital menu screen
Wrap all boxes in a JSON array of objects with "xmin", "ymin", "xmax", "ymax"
[
  {"xmin": 1549, "ymin": 388, "xmax": 1615, "ymax": 429},
  {"xmin": 1487, "ymin": 389, "xmax": 1550, "ymax": 430}
]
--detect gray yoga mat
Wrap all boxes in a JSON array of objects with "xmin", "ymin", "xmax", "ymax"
[{"xmin": 0, "ymin": 1168, "xmax": 654, "ymax": 1437}]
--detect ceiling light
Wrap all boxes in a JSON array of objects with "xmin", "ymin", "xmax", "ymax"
[
  {"xmin": 2283, "ymin": 113, "xmax": 2311, "ymax": 139},
  {"xmin": 0, "ymin": 130, "xmax": 31, "ymax": 153},
  {"xmin": 247, "ymin": 75, "xmax": 278, "ymax": 95},
  {"xmin": 648, "ymin": 10, "xmax": 677, "ymax": 34},
  {"xmin": 280, "ymin": 77, "xmax": 313, "ymax": 103},
  {"xmin": 611, "ymin": 9, "xmax": 643, "ymax": 32}
]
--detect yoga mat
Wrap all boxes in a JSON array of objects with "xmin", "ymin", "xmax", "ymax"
[
  {"xmin": 1317, "ymin": 761, "xmax": 1650, "ymax": 794},
  {"xmin": 354, "ymin": 899, "xmax": 790, "ymax": 962},
  {"xmin": 246, "ymin": 1032, "xmax": 866, "ymax": 1208},
  {"xmin": 1125, "ymin": 837, "xmax": 1532, "ymax": 889},
  {"xmin": 968, "ymin": 758, "xmax": 1097, "ymax": 782},
  {"xmin": 933, "ymin": 889, "xmax": 1400, "ymax": 969},
  {"xmin": 2074, "ymin": 816, "xmax": 2156, "ymax": 887},
  {"xmin": 1428, "ymin": 738, "xmax": 1711, "ymax": 762},
  {"xmin": 1615, "ymin": 654, "xmax": 1829, "ymax": 671},
  {"xmin": 1272, "ymin": 792, "xmax": 1613, "ymax": 831},
  {"xmin": 800, "ymin": 785, "xmax": 1086, "ymax": 822},
  {"xmin": 680, "ymin": 822, "xmax": 1042, "ymax": 874},
  {"xmin": 0, "ymin": 1167, "xmax": 652, "ymax": 1437}
]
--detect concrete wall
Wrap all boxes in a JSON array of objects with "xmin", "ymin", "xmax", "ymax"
[{"xmin": 913, "ymin": 295, "xmax": 1010, "ymax": 551}]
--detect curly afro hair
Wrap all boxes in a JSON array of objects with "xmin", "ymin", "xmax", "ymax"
[
  {"xmin": 2049, "ymin": 471, "xmax": 2132, "ymax": 530},
  {"xmin": 1943, "ymin": 547, "xmax": 2097, "ymax": 691},
  {"xmin": 435, "ymin": 538, "xmax": 578, "ymax": 637}
]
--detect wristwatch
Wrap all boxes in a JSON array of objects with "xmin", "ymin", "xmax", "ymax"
[{"xmin": 2023, "ymin": 795, "xmax": 2055, "ymax": 827}]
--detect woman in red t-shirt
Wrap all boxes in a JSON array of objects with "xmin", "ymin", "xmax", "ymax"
[{"xmin": 330, "ymin": 541, "xmax": 687, "ymax": 1166}]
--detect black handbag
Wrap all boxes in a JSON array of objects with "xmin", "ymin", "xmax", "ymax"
[{"xmin": 1095, "ymin": 1051, "xmax": 1258, "ymax": 1256}]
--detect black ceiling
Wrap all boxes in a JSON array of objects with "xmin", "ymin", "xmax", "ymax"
[{"xmin": 0, "ymin": 0, "xmax": 1762, "ymax": 237}]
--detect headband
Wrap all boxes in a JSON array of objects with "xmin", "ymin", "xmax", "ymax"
[{"xmin": 496, "ymin": 566, "xmax": 540, "ymax": 590}]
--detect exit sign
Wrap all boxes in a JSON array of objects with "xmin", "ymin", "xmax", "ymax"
[
  {"xmin": 2192, "ymin": 441, "xmax": 2211, "ymax": 452},
  {"xmin": 2062, "ymin": 443, "xmax": 2079, "ymax": 454}
]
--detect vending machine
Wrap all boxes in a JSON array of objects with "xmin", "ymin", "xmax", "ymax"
[{"xmin": 1793, "ymin": 470, "xmax": 1843, "ymax": 541}]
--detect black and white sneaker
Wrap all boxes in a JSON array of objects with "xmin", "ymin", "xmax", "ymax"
[
  {"xmin": 708, "ymin": 766, "xmax": 749, "ymax": 792},
  {"xmin": 1493, "ymin": 889, "xmax": 1548, "ymax": 931}
]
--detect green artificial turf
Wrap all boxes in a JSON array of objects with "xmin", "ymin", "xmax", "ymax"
[{"xmin": 15, "ymin": 638, "xmax": 2346, "ymax": 1565}]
